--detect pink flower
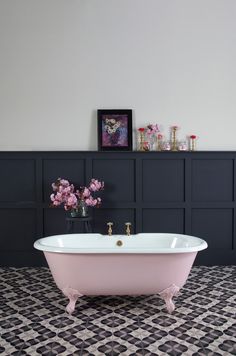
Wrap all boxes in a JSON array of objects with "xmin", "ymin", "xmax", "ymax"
[
  {"xmin": 146, "ymin": 124, "xmax": 160, "ymax": 135},
  {"xmin": 52, "ymin": 200, "xmax": 61, "ymax": 206},
  {"xmin": 60, "ymin": 179, "xmax": 70, "ymax": 187},
  {"xmin": 50, "ymin": 193, "xmax": 56, "ymax": 201},
  {"xmin": 51, "ymin": 192, "xmax": 63, "ymax": 204},
  {"xmin": 66, "ymin": 193, "xmax": 77, "ymax": 207},
  {"xmin": 65, "ymin": 186, "xmax": 73, "ymax": 194},
  {"xmin": 52, "ymin": 183, "xmax": 58, "ymax": 191},
  {"xmin": 89, "ymin": 179, "xmax": 104, "ymax": 192},
  {"xmin": 83, "ymin": 187, "xmax": 91, "ymax": 198},
  {"xmin": 56, "ymin": 192, "xmax": 62, "ymax": 200},
  {"xmin": 85, "ymin": 196, "xmax": 97, "ymax": 207}
]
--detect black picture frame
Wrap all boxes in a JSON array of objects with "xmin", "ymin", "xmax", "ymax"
[{"xmin": 97, "ymin": 109, "xmax": 132, "ymax": 151}]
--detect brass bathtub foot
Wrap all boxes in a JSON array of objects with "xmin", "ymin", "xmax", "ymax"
[
  {"xmin": 159, "ymin": 284, "xmax": 180, "ymax": 314},
  {"xmin": 62, "ymin": 287, "xmax": 83, "ymax": 314}
]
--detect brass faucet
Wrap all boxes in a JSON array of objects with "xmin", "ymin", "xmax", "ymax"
[
  {"xmin": 107, "ymin": 222, "xmax": 113, "ymax": 236},
  {"xmin": 125, "ymin": 222, "xmax": 131, "ymax": 236}
]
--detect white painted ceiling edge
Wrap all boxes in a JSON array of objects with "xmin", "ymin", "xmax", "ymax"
[{"xmin": 0, "ymin": 0, "xmax": 235, "ymax": 151}]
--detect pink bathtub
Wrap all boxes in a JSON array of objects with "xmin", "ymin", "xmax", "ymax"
[{"xmin": 34, "ymin": 233, "xmax": 207, "ymax": 314}]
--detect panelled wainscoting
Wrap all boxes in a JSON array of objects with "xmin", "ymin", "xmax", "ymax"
[{"xmin": 0, "ymin": 151, "xmax": 236, "ymax": 266}]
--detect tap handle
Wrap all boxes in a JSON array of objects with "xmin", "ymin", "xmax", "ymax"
[
  {"xmin": 125, "ymin": 222, "xmax": 131, "ymax": 236},
  {"xmin": 107, "ymin": 222, "xmax": 113, "ymax": 236}
]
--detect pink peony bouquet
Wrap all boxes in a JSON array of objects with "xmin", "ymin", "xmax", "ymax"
[{"xmin": 50, "ymin": 178, "xmax": 104, "ymax": 211}]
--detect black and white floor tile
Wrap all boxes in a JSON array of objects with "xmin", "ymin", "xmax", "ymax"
[{"xmin": 0, "ymin": 266, "xmax": 235, "ymax": 355}]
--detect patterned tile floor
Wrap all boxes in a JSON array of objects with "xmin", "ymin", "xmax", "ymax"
[{"xmin": 0, "ymin": 266, "xmax": 235, "ymax": 356}]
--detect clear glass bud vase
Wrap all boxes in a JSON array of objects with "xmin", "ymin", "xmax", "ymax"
[{"xmin": 148, "ymin": 134, "xmax": 156, "ymax": 151}]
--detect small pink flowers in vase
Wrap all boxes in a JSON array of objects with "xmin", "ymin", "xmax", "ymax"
[
  {"xmin": 146, "ymin": 124, "xmax": 160, "ymax": 135},
  {"xmin": 189, "ymin": 135, "xmax": 197, "ymax": 151},
  {"xmin": 50, "ymin": 178, "xmax": 104, "ymax": 217},
  {"xmin": 146, "ymin": 124, "xmax": 160, "ymax": 151}
]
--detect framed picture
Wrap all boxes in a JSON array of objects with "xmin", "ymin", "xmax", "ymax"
[{"xmin": 97, "ymin": 109, "xmax": 132, "ymax": 151}]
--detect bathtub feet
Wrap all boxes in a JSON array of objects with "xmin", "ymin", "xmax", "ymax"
[
  {"xmin": 62, "ymin": 287, "xmax": 83, "ymax": 314},
  {"xmin": 159, "ymin": 284, "xmax": 180, "ymax": 314}
]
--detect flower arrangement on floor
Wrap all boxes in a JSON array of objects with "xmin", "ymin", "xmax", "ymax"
[{"xmin": 50, "ymin": 178, "xmax": 104, "ymax": 217}]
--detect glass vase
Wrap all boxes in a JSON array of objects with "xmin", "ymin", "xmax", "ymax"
[
  {"xmin": 190, "ymin": 138, "xmax": 196, "ymax": 151},
  {"xmin": 161, "ymin": 141, "xmax": 171, "ymax": 151},
  {"xmin": 178, "ymin": 140, "xmax": 187, "ymax": 151},
  {"xmin": 70, "ymin": 200, "xmax": 88, "ymax": 218},
  {"xmin": 148, "ymin": 134, "xmax": 156, "ymax": 151}
]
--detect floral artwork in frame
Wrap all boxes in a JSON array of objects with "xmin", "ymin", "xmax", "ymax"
[{"xmin": 97, "ymin": 109, "xmax": 132, "ymax": 151}]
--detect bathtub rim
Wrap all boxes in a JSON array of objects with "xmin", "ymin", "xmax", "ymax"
[{"xmin": 34, "ymin": 233, "xmax": 208, "ymax": 254}]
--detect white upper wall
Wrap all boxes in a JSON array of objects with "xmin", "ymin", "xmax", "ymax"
[{"xmin": 0, "ymin": 0, "xmax": 235, "ymax": 150}]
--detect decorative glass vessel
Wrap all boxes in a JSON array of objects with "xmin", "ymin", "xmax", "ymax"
[
  {"xmin": 157, "ymin": 134, "xmax": 163, "ymax": 151},
  {"xmin": 161, "ymin": 141, "xmax": 171, "ymax": 151},
  {"xmin": 189, "ymin": 135, "xmax": 197, "ymax": 151},
  {"xmin": 178, "ymin": 140, "xmax": 187, "ymax": 151},
  {"xmin": 70, "ymin": 200, "xmax": 88, "ymax": 218},
  {"xmin": 148, "ymin": 134, "xmax": 156, "ymax": 151}
]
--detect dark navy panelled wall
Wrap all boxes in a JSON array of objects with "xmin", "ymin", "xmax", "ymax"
[{"xmin": 0, "ymin": 151, "xmax": 235, "ymax": 266}]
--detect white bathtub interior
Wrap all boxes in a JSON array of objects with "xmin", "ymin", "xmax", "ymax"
[{"xmin": 34, "ymin": 233, "xmax": 207, "ymax": 254}]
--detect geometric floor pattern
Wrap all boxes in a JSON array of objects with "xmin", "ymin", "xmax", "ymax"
[{"xmin": 0, "ymin": 266, "xmax": 235, "ymax": 355}]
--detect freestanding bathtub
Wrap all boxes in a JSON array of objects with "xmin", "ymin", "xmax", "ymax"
[{"xmin": 34, "ymin": 233, "xmax": 207, "ymax": 314}]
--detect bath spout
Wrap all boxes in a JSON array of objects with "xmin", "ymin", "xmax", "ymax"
[{"xmin": 159, "ymin": 284, "xmax": 180, "ymax": 314}]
